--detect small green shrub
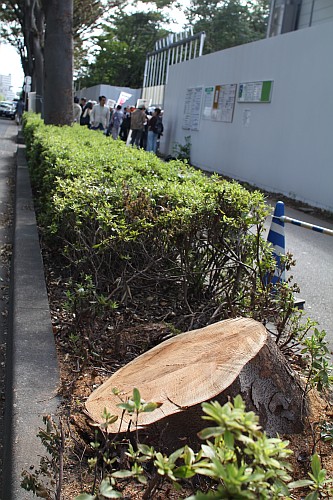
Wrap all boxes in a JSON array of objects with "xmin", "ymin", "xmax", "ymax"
[
  {"xmin": 172, "ymin": 135, "xmax": 192, "ymax": 162},
  {"xmin": 301, "ymin": 328, "xmax": 333, "ymax": 394},
  {"xmin": 72, "ymin": 392, "xmax": 332, "ymax": 499},
  {"xmin": 64, "ymin": 274, "xmax": 118, "ymax": 319},
  {"xmin": 21, "ymin": 416, "xmax": 64, "ymax": 499},
  {"xmin": 289, "ymin": 453, "xmax": 333, "ymax": 499}
]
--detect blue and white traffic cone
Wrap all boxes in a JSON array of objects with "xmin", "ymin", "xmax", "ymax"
[{"xmin": 267, "ymin": 201, "xmax": 286, "ymax": 285}]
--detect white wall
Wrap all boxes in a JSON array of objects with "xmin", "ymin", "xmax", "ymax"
[
  {"xmin": 161, "ymin": 22, "xmax": 333, "ymax": 212},
  {"xmin": 298, "ymin": 0, "xmax": 333, "ymax": 29},
  {"xmin": 75, "ymin": 85, "xmax": 141, "ymax": 108}
]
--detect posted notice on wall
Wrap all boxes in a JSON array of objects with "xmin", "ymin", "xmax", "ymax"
[
  {"xmin": 201, "ymin": 84, "xmax": 237, "ymax": 122},
  {"xmin": 182, "ymin": 86, "xmax": 204, "ymax": 131},
  {"xmin": 211, "ymin": 84, "xmax": 237, "ymax": 122},
  {"xmin": 202, "ymin": 87, "xmax": 215, "ymax": 119},
  {"xmin": 238, "ymin": 81, "xmax": 273, "ymax": 103}
]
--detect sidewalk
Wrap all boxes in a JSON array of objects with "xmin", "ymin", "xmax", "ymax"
[{"xmin": 3, "ymin": 130, "xmax": 60, "ymax": 499}]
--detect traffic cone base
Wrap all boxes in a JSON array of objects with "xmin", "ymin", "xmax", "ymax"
[{"xmin": 266, "ymin": 201, "xmax": 286, "ymax": 285}]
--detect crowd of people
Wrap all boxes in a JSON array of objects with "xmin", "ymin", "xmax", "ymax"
[{"xmin": 73, "ymin": 95, "xmax": 164, "ymax": 154}]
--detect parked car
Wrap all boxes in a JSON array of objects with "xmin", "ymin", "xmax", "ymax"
[{"xmin": 0, "ymin": 101, "xmax": 16, "ymax": 120}]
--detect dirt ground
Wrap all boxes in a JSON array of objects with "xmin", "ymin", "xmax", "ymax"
[{"xmin": 39, "ymin": 250, "xmax": 333, "ymax": 500}]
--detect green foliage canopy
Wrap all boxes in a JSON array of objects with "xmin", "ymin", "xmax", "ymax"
[
  {"xmin": 76, "ymin": 0, "xmax": 270, "ymax": 88},
  {"xmin": 186, "ymin": 0, "xmax": 270, "ymax": 54},
  {"xmin": 76, "ymin": 10, "xmax": 170, "ymax": 88},
  {"xmin": 0, "ymin": 0, "xmax": 125, "ymax": 86}
]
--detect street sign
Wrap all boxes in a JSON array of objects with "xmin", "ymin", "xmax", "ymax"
[{"xmin": 24, "ymin": 76, "xmax": 32, "ymax": 84}]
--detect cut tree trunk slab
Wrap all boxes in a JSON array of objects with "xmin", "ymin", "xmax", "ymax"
[{"xmin": 85, "ymin": 317, "xmax": 307, "ymax": 450}]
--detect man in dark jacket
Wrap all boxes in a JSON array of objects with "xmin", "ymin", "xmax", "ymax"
[{"xmin": 146, "ymin": 108, "xmax": 162, "ymax": 153}]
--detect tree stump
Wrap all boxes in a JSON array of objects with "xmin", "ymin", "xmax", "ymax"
[{"xmin": 85, "ymin": 317, "xmax": 307, "ymax": 451}]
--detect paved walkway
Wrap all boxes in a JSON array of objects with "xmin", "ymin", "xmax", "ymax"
[
  {"xmin": 0, "ymin": 119, "xmax": 16, "ymax": 497},
  {"xmin": 0, "ymin": 119, "xmax": 60, "ymax": 500}
]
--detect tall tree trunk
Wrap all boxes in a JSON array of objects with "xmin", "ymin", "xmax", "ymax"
[
  {"xmin": 32, "ymin": 1, "xmax": 45, "ymax": 114},
  {"xmin": 22, "ymin": 1, "xmax": 36, "ymax": 86},
  {"xmin": 16, "ymin": 1, "xmax": 44, "ymax": 109},
  {"xmin": 43, "ymin": 0, "xmax": 73, "ymax": 125},
  {"xmin": 33, "ymin": 37, "xmax": 44, "ymax": 114}
]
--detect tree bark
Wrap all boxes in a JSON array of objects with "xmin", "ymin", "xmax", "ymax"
[
  {"xmin": 22, "ymin": 1, "xmax": 36, "ymax": 86},
  {"xmin": 43, "ymin": 0, "xmax": 73, "ymax": 125},
  {"xmin": 32, "ymin": 1, "xmax": 45, "ymax": 114},
  {"xmin": 86, "ymin": 317, "xmax": 307, "ymax": 451}
]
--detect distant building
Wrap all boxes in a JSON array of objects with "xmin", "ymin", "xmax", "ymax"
[
  {"xmin": 0, "ymin": 73, "xmax": 15, "ymax": 100},
  {"xmin": 267, "ymin": 0, "xmax": 333, "ymax": 37}
]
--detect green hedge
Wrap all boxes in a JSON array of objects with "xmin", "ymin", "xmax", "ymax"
[{"xmin": 23, "ymin": 113, "xmax": 276, "ymax": 327}]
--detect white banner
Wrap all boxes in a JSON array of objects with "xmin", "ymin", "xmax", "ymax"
[
  {"xmin": 117, "ymin": 91, "xmax": 132, "ymax": 106},
  {"xmin": 136, "ymin": 98, "xmax": 151, "ymax": 109},
  {"xmin": 107, "ymin": 99, "xmax": 116, "ymax": 109}
]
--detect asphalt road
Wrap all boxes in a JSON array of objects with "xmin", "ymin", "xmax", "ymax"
[{"xmin": 266, "ymin": 200, "xmax": 333, "ymax": 356}]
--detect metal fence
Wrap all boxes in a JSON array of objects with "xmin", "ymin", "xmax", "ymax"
[{"xmin": 142, "ymin": 29, "xmax": 206, "ymax": 107}]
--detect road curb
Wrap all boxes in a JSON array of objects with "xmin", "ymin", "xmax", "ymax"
[{"xmin": 3, "ymin": 136, "xmax": 60, "ymax": 499}]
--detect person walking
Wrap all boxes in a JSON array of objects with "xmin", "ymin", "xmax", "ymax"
[
  {"xmin": 73, "ymin": 96, "xmax": 82, "ymax": 123},
  {"xmin": 80, "ymin": 101, "xmax": 93, "ymax": 127},
  {"xmin": 146, "ymin": 108, "xmax": 163, "ymax": 153},
  {"xmin": 119, "ymin": 106, "xmax": 131, "ymax": 141},
  {"xmin": 130, "ymin": 105, "xmax": 146, "ymax": 147},
  {"xmin": 109, "ymin": 105, "xmax": 123, "ymax": 139},
  {"xmin": 15, "ymin": 98, "xmax": 25, "ymax": 125},
  {"xmin": 79, "ymin": 97, "xmax": 87, "ymax": 109},
  {"xmin": 90, "ymin": 96, "xmax": 110, "ymax": 132}
]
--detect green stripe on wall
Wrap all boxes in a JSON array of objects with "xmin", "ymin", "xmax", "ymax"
[{"xmin": 261, "ymin": 81, "xmax": 272, "ymax": 102}]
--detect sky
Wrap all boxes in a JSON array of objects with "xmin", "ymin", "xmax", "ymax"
[
  {"xmin": 0, "ymin": 1, "xmax": 189, "ymax": 95},
  {"xmin": 0, "ymin": 42, "xmax": 24, "ymax": 94}
]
